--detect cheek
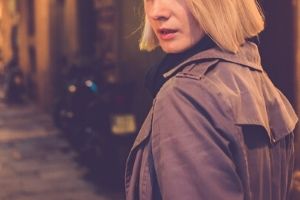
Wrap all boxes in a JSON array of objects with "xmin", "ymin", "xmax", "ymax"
[
  {"xmin": 186, "ymin": 15, "xmax": 204, "ymax": 39},
  {"xmin": 187, "ymin": 13, "xmax": 199, "ymax": 30},
  {"xmin": 145, "ymin": 17, "xmax": 157, "ymax": 36},
  {"xmin": 149, "ymin": 21, "xmax": 159, "ymax": 38}
]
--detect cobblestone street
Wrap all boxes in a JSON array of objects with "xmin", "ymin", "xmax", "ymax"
[{"xmin": 0, "ymin": 101, "xmax": 123, "ymax": 200}]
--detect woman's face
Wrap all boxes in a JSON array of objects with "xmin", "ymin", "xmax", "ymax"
[{"xmin": 145, "ymin": 0, "xmax": 205, "ymax": 53}]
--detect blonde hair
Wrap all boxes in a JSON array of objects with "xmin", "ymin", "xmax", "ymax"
[{"xmin": 140, "ymin": 0, "xmax": 265, "ymax": 53}]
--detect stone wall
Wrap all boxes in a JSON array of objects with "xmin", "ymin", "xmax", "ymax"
[{"xmin": 0, "ymin": 0, "xmax": 19, "ymax": 64}]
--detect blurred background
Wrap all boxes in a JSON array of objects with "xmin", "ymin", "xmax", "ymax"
[{"xmin": 0, "ymin": 0, "xmax": 298, "ymax": 199}]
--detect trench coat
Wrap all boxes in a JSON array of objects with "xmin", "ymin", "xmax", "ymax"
[{"xmin": 125, "ymin": 42, "xmax": 298, "ymax": 200}]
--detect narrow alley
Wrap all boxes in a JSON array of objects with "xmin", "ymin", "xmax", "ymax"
[
  {"xmin": 0, "ymin": 97, "xmax": 123, "ymax": 200},
  {"xmin": 0, "ymin": 0, "xmax": 299, "ymax": 199}
]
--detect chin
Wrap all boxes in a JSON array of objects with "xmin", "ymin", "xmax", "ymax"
[
  {"xmin": 160, "ymin": 42, "xmax": 192, "ymax": 54},
  {"xmin": 161, "ymin": 46, "xmax": 186, "ymax": 54}
]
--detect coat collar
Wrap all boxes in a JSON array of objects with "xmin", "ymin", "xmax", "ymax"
[{"xmin": 163, "ymin": 42, "xmax": 262, "ymax": 79}]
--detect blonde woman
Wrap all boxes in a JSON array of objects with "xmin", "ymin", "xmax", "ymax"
[{"xmin": 125, "ymin": 0, "xmax": 298, "ymax": 199}]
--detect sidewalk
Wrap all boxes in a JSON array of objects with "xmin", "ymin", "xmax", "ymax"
[{"xmin": 0, "ymin": 102, "xmax": 123, "ymax": 200}]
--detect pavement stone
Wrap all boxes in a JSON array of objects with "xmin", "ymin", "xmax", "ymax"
[{"xmin": 0, "ymin": 102, "xmax": 123, "ymax": 200}]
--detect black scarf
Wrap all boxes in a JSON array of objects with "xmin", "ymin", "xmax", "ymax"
[{"xmin": 145, "ymin": 36, "xmax": 216, "ymax": 98}]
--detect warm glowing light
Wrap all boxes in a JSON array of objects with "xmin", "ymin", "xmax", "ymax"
[
  {"xmin": 68, "ymin": 85, "xmax": 77, "ymax": 93},
  {"xmin": 0, "ymin": 2, "xmax": 2, "ymax": 19},
  {"xmin": 85, "ymin": 80, "xmax": 93, "ymax": 87}
]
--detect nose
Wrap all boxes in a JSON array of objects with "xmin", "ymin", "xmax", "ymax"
[{"xmin": 147, "ymin": 1, "xmax": 171, "ymax": 21}]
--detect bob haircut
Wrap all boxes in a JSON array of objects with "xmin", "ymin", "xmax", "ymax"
[{"xmin": 139, "ymin": 0, "xmax": 265, "ymax": 53}]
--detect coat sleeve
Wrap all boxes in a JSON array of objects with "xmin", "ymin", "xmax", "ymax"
[{"xmin": 151, "ymin": 78, "xmax": 244, "ymax": 200}]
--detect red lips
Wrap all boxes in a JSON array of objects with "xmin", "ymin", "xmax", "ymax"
[{"xmin": 158, "ymin": 28, "xmax": 178, "ymax": 40}]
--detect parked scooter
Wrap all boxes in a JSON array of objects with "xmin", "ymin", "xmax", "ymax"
[
  {"xmin": 3, "ymin": 25, "xmax": 26, "ymax": 104},
  {"xmin": 3, "ymin": 57, "xmax": 26, "ymax": 104},
  {"xmin": 53, "ymin": 60, "xmax": 137, "ymax": 186},
  {"xmin": 53, "ymin": 61, "xmax": 103, "ymax": 137}
]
